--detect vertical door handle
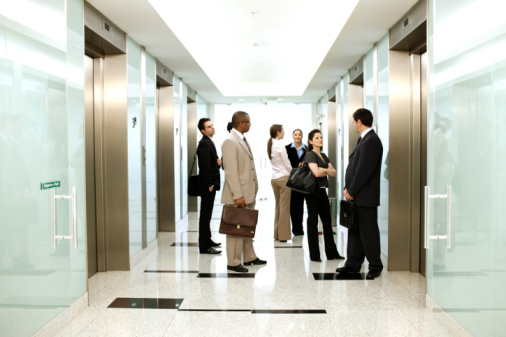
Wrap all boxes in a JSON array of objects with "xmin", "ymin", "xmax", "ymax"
[
  {"xmin": 424, "ymin": 185, "xmax": 451, "ymax": 249},
  {"xmin": 51, "ymin": 187, "xmax": 77, "ymax": 248}
]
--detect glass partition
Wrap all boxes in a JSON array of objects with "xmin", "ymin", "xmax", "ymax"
[
  {"xmin": 377, "ymin": 34, "xmax": 389, "ymax": 257},
  {"xmin": 173, "ymin": 76, "xmax": 182, "ymax": 220},
  {"xmin": 427, "ymin": 0, "xmax": 506, "ymax": 335},
  {"xmin": 127, "ymin": 37, "xmax": 142, "ymax": 257},
  {"xmin": 145, "ymin": 52, "xmax": 157, "ymax": 244}
]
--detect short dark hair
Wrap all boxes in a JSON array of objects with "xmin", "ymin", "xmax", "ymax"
[
  {"xmin": 307, "ymin": 129, "xmax": 322, "ymax": 152},
  {"xmin": 353, "ymin": 108, "xmax": 373, "ymax": 127},
  {"xmin": 227, "ymin": 122, "xmax": 233, "ymax": 132},
  {"xmin": 232, "ymin": 111, "xmax": 249, "ymax": 128},
  {"xmin": 293, "ymin": 129, "xmax": 303, "ymax": 136},
  {"xmin": 198, "ymin": 118, "xmax": 211, "ymax": 134}
]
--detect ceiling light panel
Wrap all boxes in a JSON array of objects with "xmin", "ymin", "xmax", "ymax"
[{"xmin": 148, "ymin": 0, "xmax": 359, "ymax": 96}]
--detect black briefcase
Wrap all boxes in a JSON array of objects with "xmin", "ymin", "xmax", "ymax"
[
  {"xmin": 188, "ymin": 174, "xmax": 201, "ymax": 197},
  {"xmin": 339, "ymin": 200, "xmax": 356, "ymax": 229}
]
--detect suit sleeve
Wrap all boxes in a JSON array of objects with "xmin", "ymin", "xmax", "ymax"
[
  {"xmin": 347, "ymin": 138, "xmax": 382, "ymax": 197},
  {"xmin": 197, "ymin": 141, "xmax": 213, "ymax": 188},
  {"xmin": 222, "ymin": 138, "xmax": 243, "ymax": 200}
]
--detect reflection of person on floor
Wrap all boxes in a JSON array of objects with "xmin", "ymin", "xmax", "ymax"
[{"xmin": 221, "ymin": 111, "xmax": 266, "ymax": 273}]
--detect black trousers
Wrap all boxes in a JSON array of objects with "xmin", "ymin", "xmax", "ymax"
[
  {"xmin": 290, "ymin": 189, "xmax": 305, "ymax": 235},
  {"xmin": 345, "ymin": 206, "xmax": 383, "ymax": 272},
  {"xmin": 199, "ymin": 188, "xmax": 216, "ymax": 252},
  {"xmin": 305, "ymin": 189, "xmax": 339, "ymax": 261}
]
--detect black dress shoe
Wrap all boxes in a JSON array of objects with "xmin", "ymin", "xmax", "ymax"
[
  {"xmin": 227, "ymin": 264, "xmax": 248, "ymax": 273},
  {"xmin": 336, "ymin": 265, "xmax": 359, "ymax": 273},
  {"xmin": 200, "ymin": 247, "xmax": 222, "ymax": 254},
  {"xmin": 293, "ymin": 232, "xmax": 304, "ymax": 236},
  {"xmin": 243, "ymin": 258, "xmax": 267, "ymax": 266},
  {"xmin": 280, "ymin": 240, "xmax": 287, "ymax": 243},
  {"xmin": 210, "ymin": 241, "xmax": 222, "ymax": 247},
  {"xmin": 310, "ymin": 258, "xmax": 322, "ymax": 262},
  {"xmin": 366, "ymin": 270, "xmax": 381, "ymax": 280}
]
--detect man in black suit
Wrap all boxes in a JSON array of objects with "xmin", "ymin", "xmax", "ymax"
[
  {"xmin": 336, "ymin": 108, "xmax": 383, "ymax": 280},
  {"xmin": 197, "ymin": 118, "xmax": 222, "ymax": 254},
  {"xmin": 285, "ymin": 129, "xmax": 306, "ymax": 236}
]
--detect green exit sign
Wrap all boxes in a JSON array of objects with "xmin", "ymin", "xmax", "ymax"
[{"xmin": 40, "ymin": 181, "xmax": 61, "ymax": 190}]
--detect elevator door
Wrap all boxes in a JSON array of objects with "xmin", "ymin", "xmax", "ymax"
[{"xmin": 84, "ymin": 55, "xmax": 98, "ymax": 277}]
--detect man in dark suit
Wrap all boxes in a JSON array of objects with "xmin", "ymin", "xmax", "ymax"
[
  {"xmin": 285, "ymin": 129, "xmax": 306, "ymax": 236},
  {"xmin": 197, "ymin": 118, "xmax": 222, "ymax": 254},
  {"xmin": 336, "ymin": 108, "xmax": 383, "ymax": 280}
]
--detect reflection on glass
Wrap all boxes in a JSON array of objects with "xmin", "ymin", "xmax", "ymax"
[
  {"xmin": 127, "ymin": 37, "xmax": 142, "ymax": 258},
  {"xmin": 173, "ymin": 76, "xmax": 181, "ymax": 220},
  {"xmin": 145, "ymin": 52, "xmax": 157, "ymax": 244},
  {"xmin": 428, "ymin": 1, "xmax": 506, "ymax": 335},
  {"xmin": 377, "ymin": 34, "xmax": 389, "ymax": 257}
]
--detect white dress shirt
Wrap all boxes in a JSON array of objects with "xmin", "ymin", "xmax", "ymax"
[{"xmin": 270, "ymin": 138, "xmax": 292, "ymax": 179}]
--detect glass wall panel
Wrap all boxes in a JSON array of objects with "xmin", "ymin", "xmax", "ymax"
[
  {"xmin": 428, "ymin": 1, "xmax": 506, "ymax": 335},
  {"xmin": 127, "ymin": 37, "xmax": 142, "ymax": 257},
  {"xmin": 377, "ymin": 34, "xmax": 389, "ymax": 257},
  {"xmin": 145, "ymin": 52, "xmax": 157, "ymax": 244},
  {"xmin": 0, "ymin": 0, "xmax": 85, "ymax": 335},
  {"xmin": 364, "ymin": 48, "xmax": 375, "ymax": 113},
  {"xmin": 181, "ymin": 83, "xmax": 188, "ymax": 216},
  {"xmin": 173, "ymin": 76, "xmax": 181, "ymax": 220}
]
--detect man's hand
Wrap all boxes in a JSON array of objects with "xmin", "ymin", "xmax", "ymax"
[
  {"xmin": 344, "ymin": 188, "xmax": 354, "ymax": 201},
  {"xmin": 235, "ymin": 197, "xmax": 246, "ymax": 207},
  {"xmin": 217, "ymin": 158, "xmax": 222, "ymax": 166},
  {"xmin": 209, "ymin": 186, "xmax": 214, "ymax": 192}
]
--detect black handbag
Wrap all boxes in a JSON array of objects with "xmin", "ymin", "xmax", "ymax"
[
  {"xmin": 286, "ymin": 164, "xmax": 317, "ymax": 194},
  {"xmin": 339, "ymin": 200, "xmax": 356, "ymax": 229},
  {"xmin": 188, "ymin": 151, "xmax": 200, "ymax": 196}
]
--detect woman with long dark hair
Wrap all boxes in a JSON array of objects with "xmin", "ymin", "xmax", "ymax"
[
  {"xmin": 267, "ymin": 124, "xmax": 292, "ymax": 242},
  {"xmin": 303, "ymin": 129, "xmax": 343, "ymax": 261}
]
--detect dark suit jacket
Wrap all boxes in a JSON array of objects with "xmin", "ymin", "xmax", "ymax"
[
  {"xmin": 345, "ymin": 129, "xmax": 383, "ymax": 207},
  {"xmin": 285, "ymin": 144, "xmax": 306, "ymax": 168},
  {"xmin": 197, "ymin": 135, "xmax": 221, "ymax": 191}
]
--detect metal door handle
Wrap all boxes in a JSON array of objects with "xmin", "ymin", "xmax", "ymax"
[
  {"xmin": 52, "ymin": 187, "xmax": 77, "ymax": 248},
  {"xmin": 424, "ymin": 185, "xmax": 451, "ymax": 249}
]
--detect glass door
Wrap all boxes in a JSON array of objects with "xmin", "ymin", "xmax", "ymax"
[{"xmin": 427, "ymin": 1, "xmax": 506, "ymax": 335}]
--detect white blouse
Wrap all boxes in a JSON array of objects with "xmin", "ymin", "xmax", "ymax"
[{"xmin": 270, "ymin": 139, "xmax": 292, "ymax": 179}]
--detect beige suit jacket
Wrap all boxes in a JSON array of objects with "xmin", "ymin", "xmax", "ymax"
[{"xmin": 221, "ymin": 130, "xmax": 258, "ymax": 205}]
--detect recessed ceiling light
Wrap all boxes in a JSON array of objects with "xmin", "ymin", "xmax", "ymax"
[{"xmin": 238, "ymin": 98, "xmax": 245, "ymax": 101}]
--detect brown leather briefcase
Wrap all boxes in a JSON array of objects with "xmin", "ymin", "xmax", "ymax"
[{"xmin": 219, "ymin": 205, "xmax": 258, "ymax": 238}]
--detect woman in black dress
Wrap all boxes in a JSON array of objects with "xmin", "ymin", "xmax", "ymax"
[{"xmin": 304, "ymin": 129, "xmax": 344, "ymax": 262}]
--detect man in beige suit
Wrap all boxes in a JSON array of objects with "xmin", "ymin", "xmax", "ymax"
[{"xmin": 221, "ymin": 111, "xmax": 267, "ymax": 272}]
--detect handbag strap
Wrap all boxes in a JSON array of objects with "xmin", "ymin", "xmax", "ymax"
[{"xmin": 189, "ymin": 142, "xmax": 199, "ymax": 175}]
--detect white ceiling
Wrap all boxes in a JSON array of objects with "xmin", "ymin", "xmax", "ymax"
[{"xmin": 87, "ymin": 0, "xmax": 419, "ymax": 104}]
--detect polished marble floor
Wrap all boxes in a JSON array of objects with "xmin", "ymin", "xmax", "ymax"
[{"xmin": 54, "ymin": 200, "xmax": 456, "ymax": 337}]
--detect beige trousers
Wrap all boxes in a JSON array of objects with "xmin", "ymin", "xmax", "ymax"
[
  {"xmin": 226, "ymin": 201, "xmax": 258, "ymax": 266},
  {"xmin": 271, "ymin": 176, "xmax": 292, "ymax": 241}
]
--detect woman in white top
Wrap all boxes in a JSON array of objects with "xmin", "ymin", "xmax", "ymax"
[{"xmin": 267, "ymin": 124, "xmax": 293, "ymax": 242}]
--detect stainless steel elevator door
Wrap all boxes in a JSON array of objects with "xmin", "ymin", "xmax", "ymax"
[{"xmin": 84, "ymin": 55, "xmax": 98, "ymax": 278}]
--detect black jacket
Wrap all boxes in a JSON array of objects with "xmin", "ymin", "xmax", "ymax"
[
  {"xmin": 345, "ymin": 130, "xmax": 383, "ymax": 207},
  {"xmin": 285, "ymin": 144, "xmax": 306, "ymax": 168},
  {"xmin": 197, "ymin": 135, "xmax": 221, "ymax": 191}
]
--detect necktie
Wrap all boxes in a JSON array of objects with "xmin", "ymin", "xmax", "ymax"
[{"xmin": 356, "ymin": 137, "xmax": 362, "ymax": 146}]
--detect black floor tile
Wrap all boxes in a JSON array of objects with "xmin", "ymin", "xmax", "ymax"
[
  {"xmin": 178, "ymin": 309, "xmax": 251, "ymax": 312},
  {"xmin": 198, "ymin": 273, "xmax": 256, "ymax": 278},
  {"xmin": 171, "ymin": 243, "xmax": 198, "ymax": 247},
  {"xmin": 313, "ymin": 273, "xmax": 366, "ymax": 280},
  {"xmin": 144, "ymin": 270, "xmax": 199, "ymax": 273},
  {"xmin": 252, "ymin": 309, "xmax": 326, "ymax": 314},
  {"xmin": 108, "ymin": 297, "xmax": 184, "ymax": 309}
]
